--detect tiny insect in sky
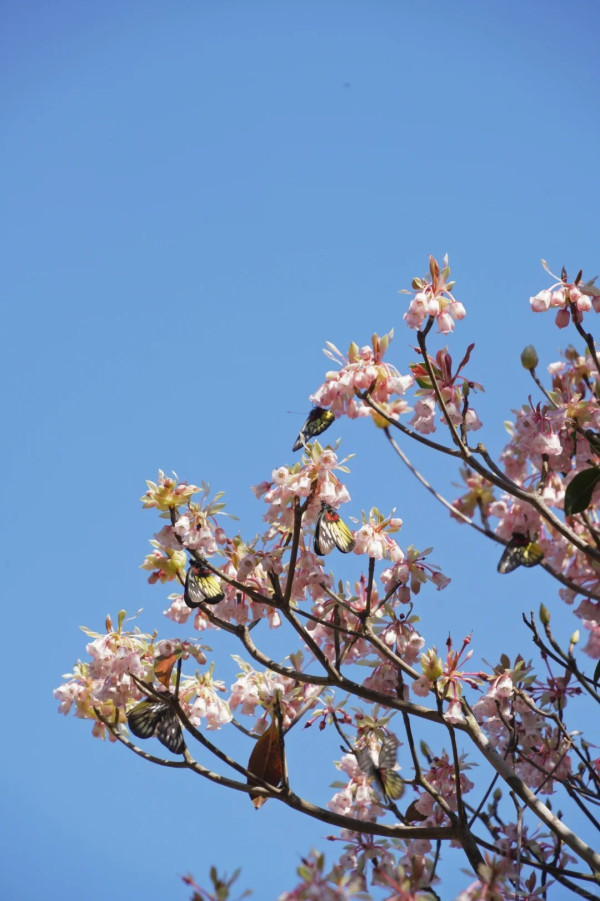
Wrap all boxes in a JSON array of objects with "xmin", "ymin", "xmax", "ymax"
[
  {"xmin": 497, "ymin": 532, "xmax": 544, "ymax": 574},
  {"xmin": 314, "ymin": 502, "xmax": 355, "ymax": 556},
  {"xmin": 184, "ymin": 560, "xmax": 225, "ymax": 607},
  {"xmin": 355, "ymin": 734, "xmax": 404, "ymax": 801},
  {"xmin": 292, "ymin": 407, "xmax": 335, "ymax": 452},
  {"xmin": 127, "ymin": 698, "xmax": 185, "ymax": 754}
]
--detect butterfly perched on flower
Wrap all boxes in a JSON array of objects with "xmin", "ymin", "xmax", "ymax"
[
  {"xmin": 497, "ymin": 532, "xmax": 544, "ymax": 574},
  {"xmin": 292, "ymin": 407, "xmax": 335, "ymax": 452},
  {"xmin": 127, "ymin": 698, "xmax": 185, "ymax": 754},
  {"xmin": 314, "ymin": 502, "xmax": 355, "ymax": 556},
  {"xmin": 355, "ymin": 734, "xmax": 404, "ymax": 801},
  {"xmin": 184, "ymin": 560, "xmax": 225, "ymax": 607}
]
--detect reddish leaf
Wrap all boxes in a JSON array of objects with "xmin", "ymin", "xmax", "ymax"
[
  {"xmin": 404, "ymin": 800, "xmax": 427, "ymax": 822},
  {"xmin": 154, "ymin": 651, "xmax": 181, "ymax": 689},
  {"xmin": 247, "ymin": 718, "xmax": 284, "ymax": 809}
]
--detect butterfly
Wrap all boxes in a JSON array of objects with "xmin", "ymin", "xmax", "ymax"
[
  {"xmin": 127, "ymin": 698, "xmax": 185, "ymax": 754},
  {"xmin": 497, "ymin": 532, "xmax": 544, "ymax": 574},
  {"xmin": 355, "ymin": 734, "xmax": 404, "ymax": 801},
  {"xmin": 292, "ymin": 407, "xmax": 335, "ymax": 452},
  {"xmin": 184, "ymin": 560, "xmax": 225, "ymax": 607},
  {"xmin": 314, "ymin": 502, "xmax": 355, "ymax": 556}
]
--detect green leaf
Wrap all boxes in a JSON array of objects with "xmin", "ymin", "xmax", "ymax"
[
  {"xmin": 415, "ymin": 376, "xmax": 433, "ymax": 390},
  {"xmin": 593, "ymin": 659, "xmax": 600, "ymax": 688},
  {"xmin": 564, "ymin": 467, "xmax": 600, "ymax": 516}
]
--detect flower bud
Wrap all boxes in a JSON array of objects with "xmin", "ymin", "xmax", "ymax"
[
  {"xmin": 539, "ymin": 603, "xmax": 550, "ymax": 626},
  {"xmin": 520, "ymin": 344, "xmax": 539, "ymax": 371},
  {"xmin": 420, "ymin": 648, "xmax": 443, "ymax": 681}
]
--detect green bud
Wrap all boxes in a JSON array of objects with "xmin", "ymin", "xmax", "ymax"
[
  {"xmin": 539, "ymin": 604, "xmax": 550, "ymax": 626},
  {"xmin": 521, "ymin": 345, "xmax": 539, "ymax": 370},
  {"xmin": 348, "ymin": 341, "xmax": 359, "ymax": 362},
  {"xmin": 570, "ymin": 630, "xmax": 580, "ymax": 646}
]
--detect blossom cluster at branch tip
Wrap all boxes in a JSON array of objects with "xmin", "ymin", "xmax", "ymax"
[
  {"xmin": 140, "ymin": 469, "xmax": 201, "ymax": 510},
  {"xmin": 530, "ymin": 261, "xmax": 600, "ymax": 329},
  {"xmin": 409, "ymin": 344, "xmax": 483, "ymax": 436},
  {"xmin": 54, "ymin": 614, "xmax": 232, "ymax": 736},
  {"xmin": 309, "ymin": 331, "xmax": 413, "ymax": 424},
  {"xmin": 403, "ymin": 254, "xmax": 466, "ymax": 334}
]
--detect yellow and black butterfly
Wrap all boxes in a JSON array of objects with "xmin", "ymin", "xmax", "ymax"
[
  {"xmin": 497, "ymin": 532, "xmax": 544, "ymax": 574},
  {"xmin": 292, "ymin": 407, "xmax": 335, "ymax": 452},
  {"xmin": 314, "ymin": 502, "xmax": 355, "ymax": 556},
  {"xmin": 184, "ymin": 560, "xmax": 225, "ymax": 607},
  {"xmin": 355, "ymin": 734, "xmax": 404, "ymax": 801},
  {"xmin": 127, "ymin": 698, "xmax": 185, "ymax": 754}
]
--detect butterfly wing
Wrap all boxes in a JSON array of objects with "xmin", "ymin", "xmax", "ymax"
[
  {"xmin": 292, "ymin": 407, "xmax": 335, "ymax": 452},
  {"xmin": 127, "ymin": 700, "xmax": 164, "ymax": 740},
  {"xmin": 128, "ymin": 699, "xmax": 185, "ymax": 754},
  {"xmin": 355, "ymin": 745, "xmax": 377, "ymax": 779},
  {"xmin": 377, "ymin": 735, "xmax": 399, "ymax": 770},
  {"xmin": 314, "ymin": 507, "xmax": 337, "ymax": 556},
  {"xmin": 521, "ymin": 540, "xmax": 544, "ymax": 567},
  {"xmin": 155, "ymin": 707, "xmax": 185, "ymax": 754},
  {"xmin": 185, "ymin": 563, "xmax": 225, "ymax": 607},
  {"xmin": 379, "ymin": 770, "xmax": 405, "ymax": 801},
  {"xmin": 314, "ymin": 504, "xmax": 355, "ymax": 556},
  {"xmin": 497, "ymin": 533, "xmax": 543, "ymax": 574},
  {"xmin": 376, "ymin": 735, "xmax": 404, "ymax": 800},
  {"xmin": 329, "ymin": 514, "xmax": 355, "ymax": 554}
]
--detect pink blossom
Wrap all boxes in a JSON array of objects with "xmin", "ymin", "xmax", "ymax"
[
  {"xmin": 163, "ymin": 594, "xmax": 195, "ymax": 625},
  {"xmin": 403, "ymin": 255, "xmax": 466, "ymax": 334},
  {"xmin": 582, "ymin": 619, "xmax": 600, "ymax": 658},
  {"xmin": 309, "ymin": 333, "xmax": 413, "ymax": 423},
  {"xmin": 530, "ymin": 289, "xmax": 552, "ymax": 312},
  {"xmin": 409, "ymin": 397, "xmax": 436, "ymax": 434},
  {"xmin": 180, "ymin": 673, "xmax": 232, "ymax": 730},
  {"xmin": 411, "ymin": 675, "xmax": 432, "ymax": 697},
  {"xmin": 444, "ymin": 699, "xmax": 464, "ymax": 723}
]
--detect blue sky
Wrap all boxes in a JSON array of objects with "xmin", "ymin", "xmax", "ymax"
[{"xmin": 3, "ymin": 2, "xmax": 600, "ymax": 898}]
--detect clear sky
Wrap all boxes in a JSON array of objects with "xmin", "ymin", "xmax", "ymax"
[{"xmin": 3, "ymin": 2, "xmax": 600, "ymax": 899}]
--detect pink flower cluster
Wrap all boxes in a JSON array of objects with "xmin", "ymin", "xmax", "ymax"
[
  {"xmin": 413, "ymin": 750, "xmax": 474, "ymax": 824},
  {"xmin": 380, "ymin": 546, "xmax": 451, "ymax": 600},
  {"xmin": 278, "ymin": 851, "xmax": 364, "ymax": 901},
  {"xmin": 55, "ymin": 618, "xmax": 233, "ymax": 736},
  {"xmin": 179, "ymin": 671, "xmax": 232, "ymax": 730},
  {"xmin": 309, "ymin": 333, "xmax": 413, "ymax": 421},
  {"xmin": 408, "ymin": 345, "xmax": 482, "ymax": 436},
  {"xmin": 54, "ymin": 621, "xmax": 155, "ymax": 738},
  {"xmin": 403, "ymin": 255, "xmax": 466, "ymax": 334},
  {"xmin": 530, "ymin": 265, "xmax": 600, "ymax": 329},
  {"xmin": 255, "ymin": 445, "xmax": 352, "ymax": 539},
  {"xmin": 352, "ymin": 510, "xmax": 404, "ymax": 561},
  {"xmin": 474, "ymin": 670, "xmax": 572, "ymax": 794},
  {"xmin": 230, "ymin": 658, "xmax": 321, "ymax": 730},
  {"xmin": 328, "ymin": 752, "xmax": 385, "ymax": 822}
]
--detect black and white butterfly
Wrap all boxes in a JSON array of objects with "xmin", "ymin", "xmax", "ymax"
[
  {"xmin": 292, "ymin": 407, "xmax": 335, "ymax": 452},
  {"xmin": 355, "ymin": 734, "xmax": 404, "ymax": 801},
  {"xmin": 127, "ymin": 698, "xmax": 185, "ymax": 754},
  {"xmin": 497, "ymin": 533, "xmax": 544, "ymax": 574},
  {"xmin": 314, "ymin": 502, "xmax": 355, "ymax": 556},
  {"xmin": 184, "ymin": 560, "xmax": 225, "ymax": 607}
]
